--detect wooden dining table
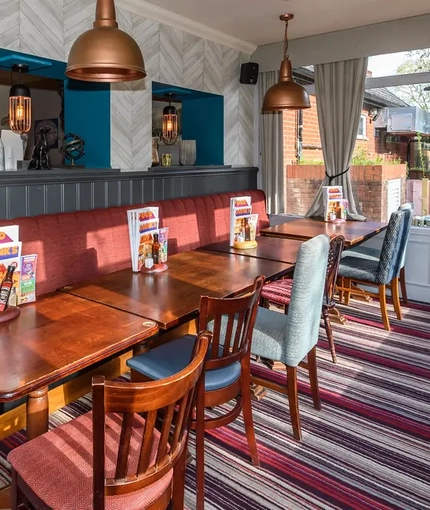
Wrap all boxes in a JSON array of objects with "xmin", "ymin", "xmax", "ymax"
[
  {"xmin": 198, "ymin": 236, "xmax": 304, "ymax": 264},
  {"xmin": 260, "ymin": 218, "xmax": 388, "ymax": 248},
  {"xmin": 0, "ymin": 293, "xmax": 158, "ymax": 440},
  {"xmin": 59, "ymin": 250, "xmax": 294, "ymax": 330}
]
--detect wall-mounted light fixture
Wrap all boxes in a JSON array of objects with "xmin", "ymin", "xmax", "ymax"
[
  {"xmin": 162, "ymin": 93, "xmax": 178, "ymax": 145},
  {"xmin": 66, "ymin": 0, "xmax": 146, "ymax": 82},
  {"xmin": 9, "ymin": 63, "xmax": 32, "ymax": 135},
  {"xmin": 262, "ymin": 14, "xmax": 310, "ymax": 111}
]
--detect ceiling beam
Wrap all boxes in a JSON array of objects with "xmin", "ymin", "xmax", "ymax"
[
  {"xmin": 303, "ymin": 71, "xmax": 430, "ymax": 95},
  {"xmin": 366, "ymin": 72, "xmax": 430, "ymax": 89}
]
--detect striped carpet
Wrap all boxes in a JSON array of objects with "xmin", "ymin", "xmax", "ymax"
[{"xmin": 0, "ymin": 298, "xmax": 429, "ymax": 509}]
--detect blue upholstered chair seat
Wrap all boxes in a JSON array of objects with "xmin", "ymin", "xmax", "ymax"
[
  {"xmin": 213, "ymin": 306, "xmax": 314, "ymax": 368},
  {"xmin": 127, "ymin": 334, "xmax": 241, "ymax": 392},
  {"xmin": 341, "ymin": 245, "xmax": 380, "ymax": 261},
  {"xmin": 338, "ymin": 256, "xmax": 380, "ymax": 283},
  {"xmin": 249, "ymin": 307, "xmax": 289, "ymax": 363}
]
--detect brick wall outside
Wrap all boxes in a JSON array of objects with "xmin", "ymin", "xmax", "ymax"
[
  {"xmin": 286, "ymin": 164, "xmax": 407, "ymax": 221},
  {"xmin": 283, "ymin": 96, "xmax": 377, "ymax": 166}
]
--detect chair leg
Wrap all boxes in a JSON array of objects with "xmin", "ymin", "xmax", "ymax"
[
  {"xmin": 379, "ymin": 284, "xmax": 390, "ymax": 331},
  {"xmin": 195, "ymin": 377, "xmax": 206, "ymax": 510},
  {"xmin": 286, "ymin": 366, "xmax": 301, "ymax": 441},
  {"xmin": 400, "ymin": 267, "xmax": 408, "ymax": 304},
  {"xmin": 307, "ymin": 346, "xmax": 321, "ymax": 411},
  {"xmin": 171, "ymin": 443, "xmax": 188, "ymax": 510},
  {"xmin": 11, "ymin": 469, "xmax": 29, "ymax": 510},
  {"xmin": 322, "ymin": 307, "xmax": 336, "ymax": 363},
  {"xmin": 391, "ymin": 277, "xmax": 402, "ymax": 321},
  {"xmin": 344, "ymin": 278, "xmax": 352, "ymax": 306},
  {"xmin": 240, "ymin": 356, "xmax": 260, "ymax": 466}
]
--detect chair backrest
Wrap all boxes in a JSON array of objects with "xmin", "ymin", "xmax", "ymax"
[
  {"xmin": 91, "ymin": 331, "xmax": 210, "ymax": 509},
  {"xmin": 284, "ymin": 234, "xmax": 330, "ymax": 365},
  {"xmin": 324, "ymin": 234, "xmax": 345, "ymax": 307},
  {"xmin": 398, "ymin": 202, "xmax": 413, "ymax": 268},
  {"xmin": 198, "ymin": 275, "xmax": 265, "ymax": 371},
  {"xmin": 377, "ymin": 208, "xmax": 413, "ymax": 284}
]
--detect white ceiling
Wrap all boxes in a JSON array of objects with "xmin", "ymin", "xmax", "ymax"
[{"xmin": 134, "ymin": 0, "xmax": 430, "ymax": 47}]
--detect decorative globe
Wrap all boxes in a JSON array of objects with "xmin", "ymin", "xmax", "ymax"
[{"xmin": 62, "ymin": 133, "xmax": 85, "ymax": 165}]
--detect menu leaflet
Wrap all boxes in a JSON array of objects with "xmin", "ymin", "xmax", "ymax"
[
  {"xmin": 0, "ymin": 225, "xmax": 38, "ymax": 305},
  {"xmin": 127, "ymin": 207, "xmax": 169, "ymax": 271},
  {"xmin": 229, "ymin": 196, "xmax": 258, "ymax": 246},
  {"xmin": 322, "ymin": 186, "xmax": 349, "ymax": 222}
]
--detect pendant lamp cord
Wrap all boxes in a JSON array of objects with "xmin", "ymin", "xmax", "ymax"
[{"xmin": 283, "ymin": 18, "xmax": 289, "ymax": 60}]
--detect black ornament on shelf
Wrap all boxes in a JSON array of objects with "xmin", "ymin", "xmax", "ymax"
[{"xmin": 28, "ymin": 127, "xmax": 51, "ymax": 170}]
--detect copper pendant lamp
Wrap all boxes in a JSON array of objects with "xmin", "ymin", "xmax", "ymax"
[
  {"xmin": 66, "ymin": 0, "xmax": 146, "ymax": 82},
  {"xmin": 262, "ymin": 14, "xmax": 310, "ymax": 111}
]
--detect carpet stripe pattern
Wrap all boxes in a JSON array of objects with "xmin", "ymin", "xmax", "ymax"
[{"xmin": 0, "ymin": 298, "xmax": 429, "ymax": 509}]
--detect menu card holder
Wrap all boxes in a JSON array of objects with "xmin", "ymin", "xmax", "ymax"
[
  {"xmin": 232, "ymin": 240, "xmax": 258, "ymax": 250},
  {"xmin": 140, "ymin": 263, "xmax": 168, "ymax": 274},
  {"xmin": 0, "ymin": 306, "xmax": 20, "ymax": 324}
]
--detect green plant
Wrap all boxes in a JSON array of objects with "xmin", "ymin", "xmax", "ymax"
[
  {"xmin": 297, "ymin": 158, "xmax": 324, "ymax": 165},
  {"xmin": 388, "ymin": 156, "xmax": 403, "ymax": 164},
  {"xmin": 417, "ymin": 133, "xmax": 426, "ymax": 172},
  {"xmin": 350, "ymin": 146, "xmax": 384, "ymax": 165}
]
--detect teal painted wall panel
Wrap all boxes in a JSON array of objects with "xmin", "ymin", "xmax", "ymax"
[
  {"xmin": 0, "ymin": 49, "xmax": 111, "ymax": 169},
  {"xmin": 64, "ymin": 80, "xmax": 111, "ymax": 169},
  {"xmin": 182, "ymin": 96, "xmax": 224, "ymax": 165}
]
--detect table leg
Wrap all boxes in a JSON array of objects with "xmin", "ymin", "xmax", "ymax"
[
  {"xmin": 26, "ymin": 387, "xmax": 49, "ymax": 440},
  {"xmin": 250, "ymin": 383, "xmax": 267, "ymax": 401}
]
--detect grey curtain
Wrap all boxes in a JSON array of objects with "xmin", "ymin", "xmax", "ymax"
[
  {"xmin": 258, "ymin": 71, "xmax": 284, "ymax": 214},
  {"xmin": 306, "ymin": 58, "xmax": 368, "ymax": 220}
]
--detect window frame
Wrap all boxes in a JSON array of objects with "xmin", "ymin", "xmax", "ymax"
[{"xmin": 357, "ymin": 113, "xmax": 367, "ymax": 140}]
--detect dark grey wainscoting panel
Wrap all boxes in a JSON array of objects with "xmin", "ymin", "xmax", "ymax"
[
  {"xmin": 63, "ymin": 183, "xmax": 78, "ymax": 212},
  {"xmin": 0, "ymin": 166, "xmax": 258, "ymax": 220}
]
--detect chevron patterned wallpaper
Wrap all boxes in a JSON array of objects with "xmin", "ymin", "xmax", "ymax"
[{"xmin": 0, "ymin": 1, "xmax": 255, "ymax": 171}]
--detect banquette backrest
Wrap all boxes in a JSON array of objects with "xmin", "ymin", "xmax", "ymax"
[{"xmin": 0, "ymin": 190, "xmax": 269, "ymax": 296}]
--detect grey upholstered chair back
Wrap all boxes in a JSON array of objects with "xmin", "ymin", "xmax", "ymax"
[
  {"xmin": 284, "ymin": 234, "xmax": 330, "ymax": 365},
  {"xmin": 398, "ymin": 203, "xmax": 413, "ymax": 269},
  {"xmin": 377, "ymin": 209, "xmax": 412, "ymax": 284}
]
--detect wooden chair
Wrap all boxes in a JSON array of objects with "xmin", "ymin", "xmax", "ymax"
[
  {"xmin": 249, "ymin": 235, "xmax": 330, "ymax": 440},
  {"xmin": 7, "ymin": 331, "xmax": 210, "ymax": 510},
  {"xmin": 127, "ymin": 275, "xmax": 265, "ymax": 510},
  {"xmin": 260, "ymin": 234, "xmax": 345, "ymax": 363},
  {"xmin": 337, "ymin": 208, "xmax": 413, "ymax": 331}
]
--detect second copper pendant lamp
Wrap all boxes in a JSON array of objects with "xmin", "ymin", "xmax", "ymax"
[
  {"xmin": 66, "ymin": 0, "xmax": 146, "ymax": 82},
  {"xmin": 262, "ymin": 14, "xmax": 310, "ymax": 111}
]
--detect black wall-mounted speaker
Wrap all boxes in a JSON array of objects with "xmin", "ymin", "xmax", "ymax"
[{"xmin": 240, "ymin": 62, "xmax": 259, "ymax": 85}]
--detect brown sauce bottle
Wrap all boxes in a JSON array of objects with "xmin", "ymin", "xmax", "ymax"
[{"xmin": 0, "ymin": 265, "xmax": 16, "ymax": 312}]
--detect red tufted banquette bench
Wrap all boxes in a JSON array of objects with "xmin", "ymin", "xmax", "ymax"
[
  {"xmin": 0, "ymin": 189, "xmax": 269, "ymax": 429},
  {"xmin": 0, "ymin": 190, "xmax": 269, "ymax": 296}
]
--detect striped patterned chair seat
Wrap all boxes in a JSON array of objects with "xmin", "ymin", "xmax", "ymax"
[{"xmin": 261, "ymin": 279, "xmax": 293, "ymax": 305}]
